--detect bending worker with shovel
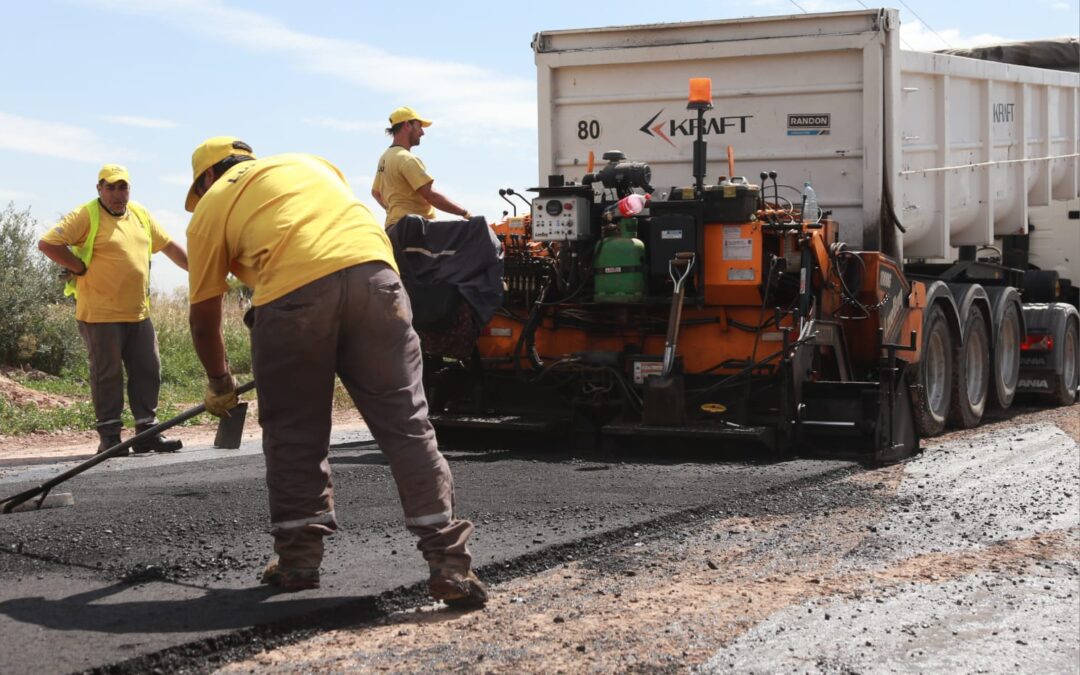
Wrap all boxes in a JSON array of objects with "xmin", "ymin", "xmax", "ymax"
[{"xmin": 184, "ymin": 137, "xmax": 486, "ymax": 605}]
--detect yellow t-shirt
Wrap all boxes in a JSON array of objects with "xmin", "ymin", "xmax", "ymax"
[
  {"xmin": 187, "ymin": 153, "xmax": 398, "ymax": 307},
  {"xmin": 40, "ymin": 201, "xmax": 171, "ymax": 323},
  {"xmin": 372, "ymin": 145, "xmax": 437, "ymax": 227}
]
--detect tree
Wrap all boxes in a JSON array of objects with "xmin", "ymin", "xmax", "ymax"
[{"xmin": 0, "ymin": 203, "xmax": 79, "ymax": 373}]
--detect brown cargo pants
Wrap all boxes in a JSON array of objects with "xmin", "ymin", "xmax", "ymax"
[
  {"xmin": 250, "ymin": 262, "xmax": 474, "ymax": 573},
  {"xmin": 76, "ymin": 319, "xmax": 162, "ymax": 437}
]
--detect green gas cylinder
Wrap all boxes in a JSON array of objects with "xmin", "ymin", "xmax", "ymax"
[{"xmin": 594, "ymin": 218, "xmax": 646, "ymax": 303}]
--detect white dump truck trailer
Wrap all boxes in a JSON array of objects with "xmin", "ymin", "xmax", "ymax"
[{"xmin": 529, "ymin": 7, "xmax": 1079, "ymax": 436}]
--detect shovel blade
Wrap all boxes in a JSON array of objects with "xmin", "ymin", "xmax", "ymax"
[
  {"xmin": 642, "ymin": 374, "xmax": 687, "ymax": 426},
  {"xmin": 6, "ymin": 492, "xmax": 75, "ymax": 513},
  {"xmin": 214, "ymin": 402, "xmax": 249, "ymax": 449}
]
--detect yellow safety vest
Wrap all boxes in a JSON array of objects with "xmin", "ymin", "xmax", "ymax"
[{"xmin": 64, "ymin": 200, "xmax": 153, "ymax": 300}]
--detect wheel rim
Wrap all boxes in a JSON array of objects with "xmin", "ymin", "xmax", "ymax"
[
  {"xmin": 965, "ymin": 324, "xmax": 988, "ymax": 406},
  {"xmin": 925, "ymin": 326, "xmax": 948, "ymax": 418},
  {"xmin": 1065, "ymin": 326, "xmax": 1078, "ymax": 391},
  {"xmin": 998, "ymin": 309, "xmax": 1020, "ymax": 392}
]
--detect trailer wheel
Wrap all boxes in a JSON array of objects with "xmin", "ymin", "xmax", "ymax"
[
  {"xmin": 988, "ymin": 301, "xmax": 1021, "ymax": 411},
  {"xmin": 1048, "ymin": 319, "xmax": 1079, "ymax": 406},
  {"xmin": 910, "ymin": 304, "xmax": 953, "ymax": 436},
  {"xmin": 948, "ymin": 304, "xmax": 989, "ymax": 428}
]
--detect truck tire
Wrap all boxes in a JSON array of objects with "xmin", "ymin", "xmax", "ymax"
[
  {"xmin": 910, "ymin": 304, "xmax": 953, "ymax": 436},
  {"xmin": 1048, "ymin": 318, "xmax": 1079, "ymax": 406},
  {"xmin": 988, "ymin": 300, "xmax": 1021, "ymax": 411},
  {"xmin": 948, "ymin": 304, "xmax": 990, "ymax": 428}
]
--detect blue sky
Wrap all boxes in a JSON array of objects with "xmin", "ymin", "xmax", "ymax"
[{"xmin": 2, "ymin": 0, "xmax": 1077, "ymax": 293}]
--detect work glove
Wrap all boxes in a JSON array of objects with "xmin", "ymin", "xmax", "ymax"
[{"xmin": 204, "ymin": 372, "xmax": 239, "ymax": 417}]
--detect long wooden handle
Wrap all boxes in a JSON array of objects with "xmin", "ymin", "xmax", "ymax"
[{"xmin": 1, "ymin": 380, "xmax": 256, "ymax": 513}]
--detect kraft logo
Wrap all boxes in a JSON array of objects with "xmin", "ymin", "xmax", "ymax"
[{"xmin": 639, "ymin": 109, "xmax": 752, "ymax": 148}]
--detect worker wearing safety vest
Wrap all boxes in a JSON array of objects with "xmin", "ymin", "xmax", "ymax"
[{"xmin": 38, "ymin": 164, "xmax": 189, "ymax": 455}]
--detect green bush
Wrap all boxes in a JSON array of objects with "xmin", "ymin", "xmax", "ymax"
[
  {"xmin": 0, "ymin": 397, "xmax": 97, "ymax": 435},
  {"xmin": 0, "ymin": 203, "xmax": 75, "ymax": 373},
  {"xmin": 33, "ymin": 304, "xmax": 85, "ymax": 376}
]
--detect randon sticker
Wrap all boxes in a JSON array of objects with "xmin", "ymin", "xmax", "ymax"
[{"xmin": 787, "ymin": 113, "xmax": 831, "ymax": 136}]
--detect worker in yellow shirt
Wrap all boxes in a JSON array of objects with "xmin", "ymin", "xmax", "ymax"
[
  {"xmin": 371, "ymin": 106, "xmax": 472, "ymax": 228},
  {"xmin": 185, "ymin": 137, "xmax": 486, "ymax": 605},
  {"xmin": 38, "ymin": 165, "xmax": 189, "ymax": 455}
]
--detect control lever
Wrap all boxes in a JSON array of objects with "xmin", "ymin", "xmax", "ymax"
[
  {"xmin": 498, "ymin": 188, "xmax": 517, "ymax": 216},
  {"xmin": 505, "ymin": 188, "xmax": 531, "ymax": 211}
]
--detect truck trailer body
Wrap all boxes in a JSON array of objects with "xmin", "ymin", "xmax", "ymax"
[{"xmin": 532, "ymin": 8, "xmax": 1078, "ymax": 267}]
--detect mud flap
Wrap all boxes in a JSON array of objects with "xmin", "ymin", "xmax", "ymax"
[{"xmin": 798, "ymin": 367, "xmax": 919, "ymax": 463}]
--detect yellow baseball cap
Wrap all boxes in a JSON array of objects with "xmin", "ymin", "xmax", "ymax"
[
  {"xmin": 98, "ymin": 164, "xmax": 130, "ymax": 184},
  {"xmin": 186, "ymin": 136, "xmax": 256, "ymax": 212},
  {"xmin": 389, "ymin": 106, "xmax": 432, "ymax": 127}
]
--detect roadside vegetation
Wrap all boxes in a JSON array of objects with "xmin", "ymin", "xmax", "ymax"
[{"xmin": 0, "ymin": 203, "xmax": 253, "ymax": 435}]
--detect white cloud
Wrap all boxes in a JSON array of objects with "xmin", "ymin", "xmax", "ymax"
[
  {"xmin": 85, "ymin": 0, "xmax": 536, "ymax": 134},
  {"xmin": 103, "ymin": 115, "xmax": 180, "ymax": 129},
  {"xmin": 0, "ymin": 111, "xmax": 136, "ymax": 163},
  {"xmin": 306, "ymin": 117, "xmax": 386, "ymax": 134},
  {"xmin": 1051, "ymin": 1, "xmax": 1070, "ymax": 9},
  {"xmin": 0, "ymin": 188, "xmax": 37, "ymax": 201},
  {"xmin": 746, "ymin": 2, "xmax": 1049, "ymax": 53},
  {"xmin": 899, "ymin": 22, "xmax": 1012, "ymax": 52}
]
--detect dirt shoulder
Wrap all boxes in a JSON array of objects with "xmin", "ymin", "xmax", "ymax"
[{"xmin": 217, "ymin": 403, "xmax": 1079, "ymax": 674}]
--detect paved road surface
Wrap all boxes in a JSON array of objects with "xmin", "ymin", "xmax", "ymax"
[{"xmin": 0, "ymin": 427, "xmax": 851, "ymax": 673}]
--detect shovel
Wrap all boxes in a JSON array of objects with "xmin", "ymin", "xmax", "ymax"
[
  {"xmin": 643, "ymin": 253, "xmax": 695, "ymax": 426},
  {"xmin": 0, "ymin": 380, "xmax": 256, "ymax": 514}
]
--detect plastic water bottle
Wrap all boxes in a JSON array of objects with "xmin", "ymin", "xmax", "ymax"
[
  {"xmin": 801, "ymin": 182, "xmax": 821, "ymax": 223},
  {"xmin": 607, "ymin": 193, "xmax": 651, "ymax": 218}
]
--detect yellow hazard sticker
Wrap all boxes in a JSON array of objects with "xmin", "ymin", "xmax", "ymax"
[{"xmin": 700, "ymin": 403, "xmax": 727, "ymax": 413}]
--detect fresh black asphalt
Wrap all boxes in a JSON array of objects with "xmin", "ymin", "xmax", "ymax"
[{"xmin": 0, "ymin": 429, "xmax": 853, "ymax": 673}]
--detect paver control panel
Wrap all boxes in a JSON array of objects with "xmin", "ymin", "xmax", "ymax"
[{"xmin": 531, "ymin": 196, "xmax": 591, "ymax": 241}]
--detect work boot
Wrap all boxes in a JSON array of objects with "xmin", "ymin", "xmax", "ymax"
[
  {"xmin": 96, "ymin": 433, "xmax": 124, "ymax": 456},
  {"xmin": 428, "ymin": 568, "xmax": 489, "ymax": 608},
  {"xmin": 260, "ymin": 557, "xmax": 320, "ymax": 591},
  {"xmin": 132, "ymin": 424, "xmax": 183, "ymax": 453}
]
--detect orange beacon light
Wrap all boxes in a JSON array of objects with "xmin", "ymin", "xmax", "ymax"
[{"xmin": 686, "ymin": 77, "xmax": 712, "ymax": 105}]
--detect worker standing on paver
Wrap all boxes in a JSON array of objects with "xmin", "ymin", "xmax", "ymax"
[
  {"xmin": 38, "ymin": 164, "xmax": 189, "ymax": 455},
  {"xmin": 184, "ymin": 137, "xmax": 487, "ymax": 605},
  {"xmin": 371, "ymin": 106, "xmax": 472, "ymax": 228}
]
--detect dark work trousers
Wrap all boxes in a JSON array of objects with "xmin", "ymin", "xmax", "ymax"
[
  {"xmin": 76, "ymin": 319, "xmax": 162, "ymax": 438},
  {"xmin": 250, "ymin": 262, "xmax": 474, "ymax": 572}
]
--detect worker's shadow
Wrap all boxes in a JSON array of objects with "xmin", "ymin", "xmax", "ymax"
[{"xmin": 0, "ymin": 581, "xmax": 370, "ymax": 634}]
